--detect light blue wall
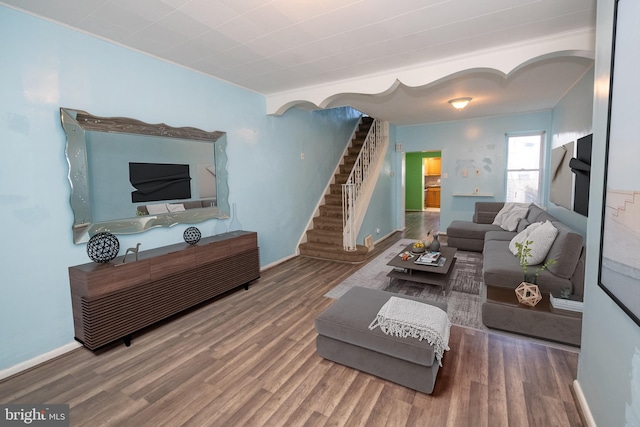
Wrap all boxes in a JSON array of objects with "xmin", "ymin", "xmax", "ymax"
[
  {"xmin": 0, "ymin": 6, "xmax": 360, "ymax": 371},
  {"xmin": 546, "ymin": 67, "xmax": 595, "ymax": 236},
  {"xmin": 357, "ymin": 142, "xmax": 398, "ymax": 244},
  {"xmin": 395, "ymin": 112, "xmax": 552, "ymax": 232},
  {"xmin": 239, "ymin": 106, "xmax": 360, "ymax": 262},
  {"xmin": 578, "ymin": 0, "xmax": 640, "ymax": 425}
]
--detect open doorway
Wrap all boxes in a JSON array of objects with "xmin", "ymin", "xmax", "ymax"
[
  {"xmin": 405, "ymin": 151, "xmax": 441, "ymax": 212},
  {"xmin": 423, "ymin": 155, "xmax": 441, "ymax": 211}
]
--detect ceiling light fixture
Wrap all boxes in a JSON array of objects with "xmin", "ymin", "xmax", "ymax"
[{"xmin": 448, "ymin": 97, "xmax": 472, "ymax": 110}]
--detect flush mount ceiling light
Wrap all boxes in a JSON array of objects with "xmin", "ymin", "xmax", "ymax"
[{"xmin": 448, "ymin": 97, "xmax": 472, "ymax": 110}]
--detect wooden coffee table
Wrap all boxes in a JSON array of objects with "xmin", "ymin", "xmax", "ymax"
[{"xmin": 386, "ymin": 245, "xmax": 457, "ymax": 294}]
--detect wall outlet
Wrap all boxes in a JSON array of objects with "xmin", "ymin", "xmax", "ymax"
[{"xmin": 474, "ymin": 187, "xmax": 480, "ymax": 194}]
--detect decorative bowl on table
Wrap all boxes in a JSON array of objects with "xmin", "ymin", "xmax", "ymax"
[{"xmin": 412, "ymin": 241, "xmax": 426, "ymax": 253}]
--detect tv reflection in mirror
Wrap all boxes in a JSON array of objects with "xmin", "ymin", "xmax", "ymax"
[
  {"xmin": 129, "ymin": 162, "xmax": 192, "ymax": 203},
  {"xmin": 60, "ymin": 108, "xmax": 230, "ymax": 244}
]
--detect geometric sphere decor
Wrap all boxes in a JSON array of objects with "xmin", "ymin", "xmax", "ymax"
[
  {"xmin": 183, "ymin": 226, "xmax": 202, "ymax": 245},
  {"xmin": 515, "ymin": 282, "xmax": 542, "ymax": 307},
  {"xmin": 86, "ymin": 232, "xmax": 120, "ymax": 263}
]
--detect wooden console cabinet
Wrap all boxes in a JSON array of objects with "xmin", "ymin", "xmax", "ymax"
[{"xmin": 69, "ymin": 231, "xmax": 259, "ymax": 350}]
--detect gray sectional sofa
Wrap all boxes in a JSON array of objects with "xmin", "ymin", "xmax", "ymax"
[{"xmin": 447, "ymin": 202, "xmax": 585, "ymax": 346}]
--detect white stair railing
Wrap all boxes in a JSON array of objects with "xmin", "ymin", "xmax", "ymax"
[{"xmin": 342, "ymin": 119, "xmax": 384, "ymax": 251}]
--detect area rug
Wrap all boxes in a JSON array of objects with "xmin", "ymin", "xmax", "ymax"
[{"xmin": 325, "ymin": 239, "xmax": 486, "ymax": 331}]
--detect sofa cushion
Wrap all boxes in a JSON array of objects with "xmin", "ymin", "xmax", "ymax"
[
  {"xmin": 482, "ymin": 240, "xmax": 572, "ymax": 295},
  {"xmin": 523, "ymin": 220, "xmax": 558, "ymax": 265},
  {"xmin": 545, "ymin": 221, "xmax": 584, "ymax": 279},
  {"xmin": 526, "ymin": 205, "xmax": 547, "ymax": 222},
  {"xmin": 447, "ymin": 221, "xmax": 502, "ymax": 240},
  {"xmin": 485, "ymin": 230, "xmax": 517, "ymax": 242},
  {"xmin": 183, "ymin": 201, "xmax": 205, "ymax": 209},
  {"xmin": 473, "ymin": 202, "xmax": 504, "ymax": 224},
  {"xmin": 516, "ymin": 218, "xmax": 530, "ymax": 232}
]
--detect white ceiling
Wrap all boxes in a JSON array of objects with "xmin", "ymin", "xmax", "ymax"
[{"xmin": 2, "ymin": 0, "xmax": 596, "ymax": 125}]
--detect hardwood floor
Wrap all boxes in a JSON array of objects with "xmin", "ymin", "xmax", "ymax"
[
  {"xmin": 0, "ymin": 212, "xmax": 583, "ymax": 426},
  {"xmin": 403, "ymin": 210, "xmax": 442, "ymax": 240}
]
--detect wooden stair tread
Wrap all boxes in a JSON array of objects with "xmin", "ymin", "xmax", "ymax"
[{"xmin": 299, "ymin": 116, "xmax": 375, "ymax": 262}]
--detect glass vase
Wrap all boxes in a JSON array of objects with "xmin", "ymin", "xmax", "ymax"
[
  {"xmin": 227, "ymin": 203, "xmax": 243, "ymax": 232},
  {"xmin": 214, "ymin": 217, "xmax": 228, "ymax": 235}
]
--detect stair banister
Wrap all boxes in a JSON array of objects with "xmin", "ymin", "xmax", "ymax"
[{"xmin": 342, "ymin": 119, "xmax": 385, "ymax": 251}]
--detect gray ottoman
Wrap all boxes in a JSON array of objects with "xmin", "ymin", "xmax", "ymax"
[{"xmin": 315, "ymin": 286, "xmax": 448, "ymax": 394}]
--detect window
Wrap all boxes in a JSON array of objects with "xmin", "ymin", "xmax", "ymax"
[{"xmin": 505, "ymin": 133, "xmax": 544, "ymax": 203}]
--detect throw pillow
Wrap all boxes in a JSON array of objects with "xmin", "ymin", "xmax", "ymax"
[
  {"xmin": 167, "ymin": 203, "xmax": 186, "ymax": 212},
  {"xmin": 523, "ymin": 220, "xmax": 559, "ymax": 265},
  {"xmin": 509, "ymin": 221, "xmax": 543, "ymax": 255},
  {"xmin": 492, "ymin": 204, "xmax": 515, "ymax": 226},
  {"xmin": 492, "ymin": 203, "xmax": 531, "ymax": 231},
  {"xmin": 146, "ymin": 203, "xmax": 169, "ymax": 214},
  {"xmin": 501, "ymin": 204, "xmax": 530, "ymax": 231}
]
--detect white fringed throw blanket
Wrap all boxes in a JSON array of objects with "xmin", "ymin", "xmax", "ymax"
[{"xmin": 369, "ymin": 297, "xmax": 451, "ymax": 366}]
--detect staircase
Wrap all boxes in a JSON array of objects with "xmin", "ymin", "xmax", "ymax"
[{"xmin": 298, "ymin": 117, "xmax": 374, "ymax": 263}]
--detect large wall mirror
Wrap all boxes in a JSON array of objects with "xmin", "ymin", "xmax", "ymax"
[{"xmin": 61, "ymin": 108, "xmax": 230, "ymax": 244}]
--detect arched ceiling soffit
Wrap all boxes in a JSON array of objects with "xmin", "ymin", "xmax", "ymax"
[
  {"xmin": 330, "ymin": 55, "xmax": 594, "ymax": 125},
  {"xmin": 270, "ymin": 52, "xmax": 594, "ymax": 126},
  {"xmin": 322, "ymin": 52, "xmax": 595, "ymax": 109},
  {"xmin": 266, "ymin": 29, "xmax": 595, "ymax": 117}
]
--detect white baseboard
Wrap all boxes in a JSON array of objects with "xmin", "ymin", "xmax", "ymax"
[
  {"xmin": 1, "ymin": 252, "xmax": 295, "ymax": 381},
  {"xmin": 0, "ymin": 341, "xmax": 82, "ymax": 381},
  {"xmin": 573, "ymin": 379, "xmax": 597, "ymax": 427},
  {"xmin": 375, "ymin": 229, "xmax": 402, "ymax": 244},
  {"xmin": 260, "ymin": 253, "xmax": 298, "ymax": 272}
]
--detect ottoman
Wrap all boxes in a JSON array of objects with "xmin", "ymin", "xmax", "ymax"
[{"xmin": 315, "ymin": 286, "xmax": 448, "ymax": 394}]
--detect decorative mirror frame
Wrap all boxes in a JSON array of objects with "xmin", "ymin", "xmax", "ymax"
[{"xmin": 61, "ymin": 108, "xmax": 230, "ymax": 244}]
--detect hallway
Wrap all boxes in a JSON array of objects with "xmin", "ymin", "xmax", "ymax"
[{"xmin": 402, "ymin": 211, "xmax": 442, "ymax": 241}]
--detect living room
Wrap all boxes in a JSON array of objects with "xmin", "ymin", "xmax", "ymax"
[{"xmin": 0, "ymin": 1, "xmax": 637, "ymax": 426}]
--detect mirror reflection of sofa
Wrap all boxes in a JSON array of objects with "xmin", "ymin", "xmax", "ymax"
[
  {"xmin": 447, "ymin": 202, "xmax": 585, "ymax": 346},
  {"xmin": 136, "ymin": 199, "xmax": 216, "ymax": 216}
]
